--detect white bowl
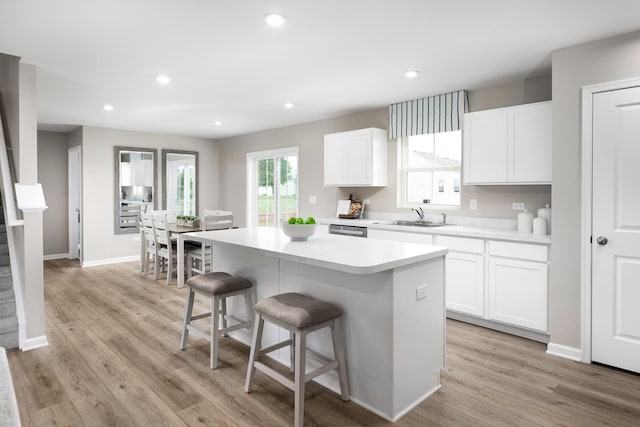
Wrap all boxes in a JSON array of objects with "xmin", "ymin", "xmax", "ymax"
[{"xmin": 281, "ymin": 222, "xmax": 317, "ymax": 241}]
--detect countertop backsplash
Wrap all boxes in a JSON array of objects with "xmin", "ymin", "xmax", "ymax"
[{"xmin": 362, "ymin": 211, "xmax": 518, "ymax": 230}]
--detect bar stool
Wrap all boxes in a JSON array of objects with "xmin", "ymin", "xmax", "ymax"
[
  {"xmin": 179, "ymin": 272, "xmax": 254, "ymax": 369},
  {"xmin": 244, "ymin": 292, "xmax": 350, "ymax": 427}
]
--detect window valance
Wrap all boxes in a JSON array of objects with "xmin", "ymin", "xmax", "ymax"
[{"xmin": 389, "ymin": 90, "xmax": 468, "ymax": 139}]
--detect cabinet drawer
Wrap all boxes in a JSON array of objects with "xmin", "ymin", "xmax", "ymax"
[
  {"xmin": 436, "ymin": 235, "xmax": 484, "ymax": 254},
  {"xmin": 489, "ymin": 241, "xmax": 547, "ymax": 262}
]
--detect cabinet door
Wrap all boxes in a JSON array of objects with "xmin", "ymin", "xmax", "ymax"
[
  {"xmin": 445, "ymin": 252, "xmax": 485, "ymax": 316},
  {"xmin": 463, "ymin": 109, "xmax": 508, "ymax": 184},
  {"xmin": 368, "ymin": 229, "xmax": 433, "ymax": 244},
  {"xmin": 488, "ymin": 257, "xmax": 547, "ymax": 331},
  {"xmin": 508, "ymin": 102, "xmax": 552, "ymax": 183},
  {"xmin": 344, "ymin": 130, "xmax": 371, "ymax": 185},
  {"xmin": 324, "ymin": 133, "xmax": 347, "ymax": 186}
]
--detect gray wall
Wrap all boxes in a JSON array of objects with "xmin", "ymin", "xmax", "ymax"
[
  {"xmin": 38, "ymin": 131, "xmax": 69, "ymax": 256},
  {"xmin": 80, "ymin": 126, "xmax": 219, "ymax": 263},
  {"xmin": 218, "ymin": 76, "xmax": 552, "ymax": 227},
  {"xmin": 550, "ymin": 30, "xmax": 640, "ymax": 349}
]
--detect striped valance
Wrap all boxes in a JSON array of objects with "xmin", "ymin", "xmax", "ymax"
[{"xmin": 389, "ymin": 90, "xmax": 468, "ymax": 139}]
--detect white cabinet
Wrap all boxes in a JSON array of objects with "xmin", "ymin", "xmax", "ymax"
[
  {"xmin": 121, "ymin": 159, "xmax": 154, "ymax": 187},
  {"xmin": 133, "ymin": 159, "xmax": 154, "ymax": 187},
  {"xmin": 324, "ymin": 128, "xmax": 388, "ymax": 187},
  {"xmin": 368, "ymin": 229, "xmax": 433, "ymax": 244},
  {"xmin": 436, "ymin": 235, "xmax": 485, "ymax": 316},
  {"xmin": 463, "ymin": 101, "xmax": 551, "ymax": 185},
  {"xmin": 488, "ymin": 241, "xmax": 548, "ymax": 331}
]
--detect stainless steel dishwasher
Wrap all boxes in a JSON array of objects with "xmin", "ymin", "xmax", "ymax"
[{"xmin": 328, "ymin": 223, "xmax": 368, "ymax": 238}]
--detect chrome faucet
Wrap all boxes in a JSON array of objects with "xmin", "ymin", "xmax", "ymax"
[
  {"xmin": 441, "ymin": 212, "xmax": 447, "ymax": 224},
  {"xmin": 412, "ymin": 207, "xmax": 425, "ymax": 222}
]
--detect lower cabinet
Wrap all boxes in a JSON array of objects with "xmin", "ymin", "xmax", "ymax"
[
  {"xmin": 487, "ymin": 241, "xmax": 548, "ymax": 331},
  {"xmin": 436, "ymin": 235, "xmax": 485, "ymax": 317}
]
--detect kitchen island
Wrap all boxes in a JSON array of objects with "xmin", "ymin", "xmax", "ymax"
[{"xmin": 177, "ymin": 227, "xmax": 447, "ymax": 421}]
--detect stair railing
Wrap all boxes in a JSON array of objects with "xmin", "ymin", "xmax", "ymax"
[{"xmin": 0, "ymin": 93, "xmax": 22, "ymax": 226}]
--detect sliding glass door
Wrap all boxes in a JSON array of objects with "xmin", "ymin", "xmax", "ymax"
[{"xmin": 247, "ymin": 148, "xmax": 298, "ymax": 227}]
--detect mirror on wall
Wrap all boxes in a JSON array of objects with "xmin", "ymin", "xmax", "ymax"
[
  {"xmin": 115, "ymin": 146, "xmax": 157, "ymax": 234},
  {"xmin": 162, "ymin": 150, "xmax": 198, "ymax": 216}
]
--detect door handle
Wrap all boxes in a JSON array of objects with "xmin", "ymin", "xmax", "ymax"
[{"xmin": 596, "ymin": 236, "xmax": 608, "ymax": 245}]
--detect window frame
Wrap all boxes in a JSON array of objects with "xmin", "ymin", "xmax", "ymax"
[{"xmin": 397, "ymin": 131, "xmax": 462, "ymax": 210}]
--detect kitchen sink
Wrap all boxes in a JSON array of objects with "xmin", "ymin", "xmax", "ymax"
[{"xmin": 391, "ymin": 220, "xmax": 448, "ymax": 227}]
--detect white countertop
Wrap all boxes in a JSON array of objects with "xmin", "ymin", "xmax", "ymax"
[
  {"xmin": 184, "ymin": 227, "xmax": 448, "ymax": 275},
  {"xmin": 320, "ymin": 218, "xmax": 552, "ymax": 245}
]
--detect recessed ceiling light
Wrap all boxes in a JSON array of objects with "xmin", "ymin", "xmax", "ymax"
[
  {"xmin": 214, "ymin": 121, "xmax": 222, "ymax": 126},
  {"xmin": 405, "ymin": 70, "xmax": 420, "ymax": 79},
  {"xmin": 265, "ymin": 13, "xmax": 286, "ymax": 27},
  {"xmin": 284, "ymin": 102, "xmax": 294, "ymax": 109},
  {"xmin": 156, "ymin": 75, "xmax": 171, "ymax": 85},
  {"xmin": 102, "ymin": 104, "xmax": 114, "ymax": 111}
]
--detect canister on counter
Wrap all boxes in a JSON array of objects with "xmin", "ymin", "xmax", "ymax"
[
  {"xmin": 533, "ymin": 216, "xmax": 548, "ymax": 235},
  {"xmin": 517, "ymin": 209, "xmax": 534, "ymax": 233},
  {"xmin": 537, "ymin": 204, "xmax": 551, "ymax": 232}
]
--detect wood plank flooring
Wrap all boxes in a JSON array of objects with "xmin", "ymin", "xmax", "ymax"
[{"xmin": 6, "ymin": 259, "xmax": 640, "ymax": 426}]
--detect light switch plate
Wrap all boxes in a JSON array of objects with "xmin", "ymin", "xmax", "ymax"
[
  {"xmin": 309, "ymin": 196, "xmax": 317, "ymax": 204},
  {"xmin": 470, "ymin": 199, "xmax": 477, "ymax": 210}
]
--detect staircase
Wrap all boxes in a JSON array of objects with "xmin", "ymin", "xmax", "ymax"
[{"xmin": 0, "ymin": 201, "xmax": 18, "ymax": 349}]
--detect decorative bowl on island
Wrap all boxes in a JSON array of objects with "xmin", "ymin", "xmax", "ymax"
[{"xmin": 281, "ymin": 222, "xmax": 317, "ymax": 241}]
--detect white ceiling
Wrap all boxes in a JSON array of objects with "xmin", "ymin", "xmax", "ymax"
[{"xmin": 1, "ymin": 0, "xmax": 640, "ymax": 139}]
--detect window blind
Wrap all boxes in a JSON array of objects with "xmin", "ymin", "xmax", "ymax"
[{"xmin": 389, "ymin": 90, "xmax": 468, "ymax": 139}]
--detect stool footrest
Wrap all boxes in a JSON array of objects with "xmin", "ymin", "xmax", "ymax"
[
  {"xmin": 255, "ymin": 361, "xmax": 295, "ymax": 391},
  {"xmin": 191, "ymin": 312, "xmax": 211, "ymax": 321},
  {"xmin": 222, "ymin": 321, "xmax": 251, "ymax": 334},
  {"xmin": 224, "ymin": 314, "xmax": 245, "ymax": 324},
  {"xmin": 305, "ymin": 361, "xmax": 339, "ymax": 382},
  {"xmin": 259, "ymin": 339, "xmax": 293, "ymax": 357}
]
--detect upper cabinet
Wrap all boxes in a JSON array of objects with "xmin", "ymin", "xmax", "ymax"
[
  {"xmin": 324, "ymin": 128, "xmax": 388, "ymax": 187},
  {"xmin": 463, "ymin": 101, "xmax": 552, "ymax": 185}
]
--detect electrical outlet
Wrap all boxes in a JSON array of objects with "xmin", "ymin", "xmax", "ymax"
[
  {"xmin": 470, "ymin": 199, "xmax": 477, "ymax": 210},
  {"xmin": 416, "ymin": 285, "xmax": 427, "ymax": 301},
  {"xmin": 512, "ymin": 202, "xmax": 525, "ymax": 210},
  {"xmin": 363, "ymin": 199, "xmax": 370, "ymax": 205},
  {"xmin": 309, "ymin": 195, "xmax": 317, "ymax": 204}
]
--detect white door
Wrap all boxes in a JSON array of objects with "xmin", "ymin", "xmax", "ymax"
[
  {"xmin": 68, "ymin": 146, "xmax": 82, "ymax": 260},
  {"xmin": 591, "ymin": 86, "xmax": 640, "ymax": 373},
  {"xmin": 246, "ymin": 148, "xmax": 298, "ymax": 228}
]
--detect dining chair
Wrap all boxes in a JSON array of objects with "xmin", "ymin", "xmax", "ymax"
[
  {"xmin": 140, "ymin": 212, "xmax": 156, "ymax": 276},
  {"xmin": 187, "ymin": 210, "xmax": 234, "ymax": 277},
  {"xmin": 152, "ymin": 213, "xmax": 180, "ymax": 285}
]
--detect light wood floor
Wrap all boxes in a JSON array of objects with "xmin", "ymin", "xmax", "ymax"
[{"xmin": 7, "ymin": 259, "xmax": 640, "ymax": 426}]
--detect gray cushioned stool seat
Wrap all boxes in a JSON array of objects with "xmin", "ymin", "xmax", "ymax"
[
  {"xmin": 186, "ymin": 271, "xmax": 252, "ymax": 295},
  {"xmin": 254, "ymin": 292, "xmax": 342, "ymax": 329}
]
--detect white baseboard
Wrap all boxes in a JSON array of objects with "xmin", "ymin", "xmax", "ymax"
[
  {"xmin": 546, "ymin": 342, "xmax": 582, "ymax": 362},
  {"xmin": 43, "ymin": 253, "xmax": 69, "ymax": 260},
  {"xmin": 21, "ymin": 335, "xmax": 49, "ymax": 351},
  {"xmin": 82, "ymin": 255, "xmax": 139, "ymax": 267}
]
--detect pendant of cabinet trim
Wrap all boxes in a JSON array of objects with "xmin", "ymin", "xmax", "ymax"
[
  {"xmin": 324, "ymin": 127, "xmax": 388, "ymax": 187},
  {"xmin": 463, "ymin": 101, "xmax": 552, "ymax": 185}
]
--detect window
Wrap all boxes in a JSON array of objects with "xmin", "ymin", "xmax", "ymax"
[
  {"xmin": 246, "ymin": 148, "xmax": 299, "ymax": 228},
  {"xmin": 398, "ymin": 130, "xmax": 462, "ymax": 207}
]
